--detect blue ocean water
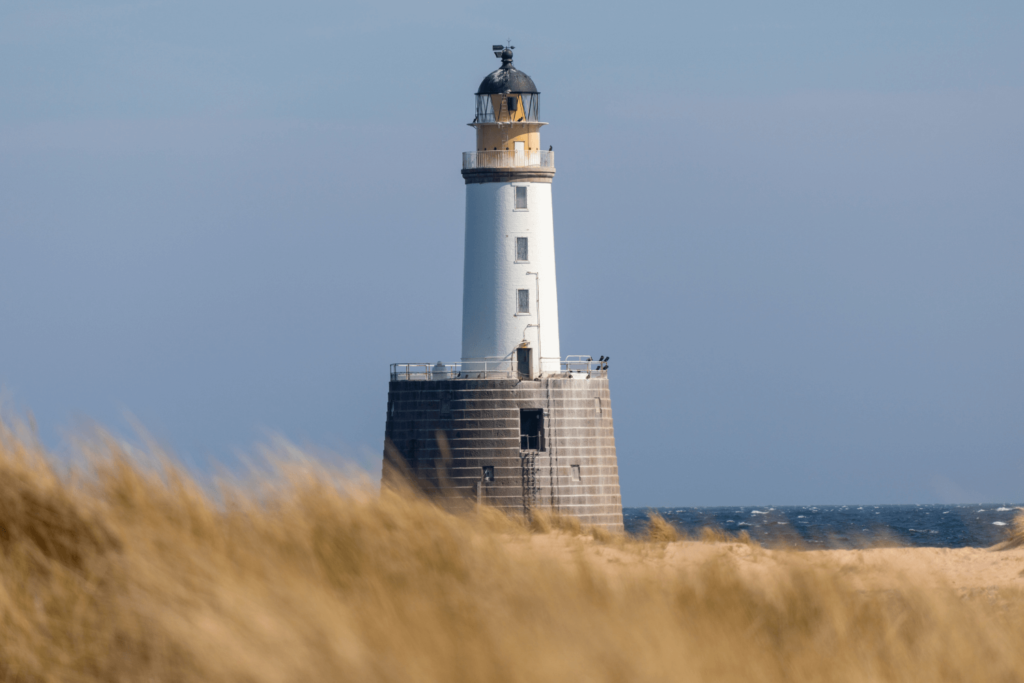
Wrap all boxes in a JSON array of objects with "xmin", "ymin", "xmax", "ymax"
[{"xmin": 622, "ymin": 504, "xmax": 1022, "ymax": 548}]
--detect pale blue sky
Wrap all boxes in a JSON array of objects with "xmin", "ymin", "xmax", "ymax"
[{"xmin": 1, "ymin": 0, "xmax": 1022, "ymax": 505}]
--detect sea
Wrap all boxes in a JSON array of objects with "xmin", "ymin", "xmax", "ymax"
[{"xmin": 622, "ymin": 504, "xmax": 1023, "ymax": 548}]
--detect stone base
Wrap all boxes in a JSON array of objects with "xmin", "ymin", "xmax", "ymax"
[{"xmin": 381, "ymin": 377, "xmax": 624, "ymax": 531}]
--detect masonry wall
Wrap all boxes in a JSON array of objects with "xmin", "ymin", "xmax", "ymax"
[{"xmin": 382, "ymin": 377, "xmax": 623, "ymax": 531}]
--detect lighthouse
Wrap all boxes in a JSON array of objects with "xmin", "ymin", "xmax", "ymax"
[
  {"xmin": 461, "ymin": 44, "xmax": 560, "ymax": 377},
  {"xmin": 382, "ymin": 46, "xmax": 624, "ymax": 531}
]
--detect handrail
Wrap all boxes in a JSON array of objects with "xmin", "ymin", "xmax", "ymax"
[
  {"xmin": 390, "ymin": 356, "xmax": 607, "ymax": 381},
  {"xmin": 463, "ymin": 150, "xmax": 554, "ymax": 170},
  {"xmin": 389, "ymin": 362, "xmax": 513, "ymax": 381}
]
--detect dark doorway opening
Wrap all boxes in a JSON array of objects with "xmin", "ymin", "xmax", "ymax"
[
  {"xmin": 516, "ymin": 347, "xmax": 532, "ymax": 380},
  {"xmin": 520, "ymin": 408, "xmax": 544, "ymax": 451}
]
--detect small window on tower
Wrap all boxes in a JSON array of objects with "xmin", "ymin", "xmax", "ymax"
[
  {"xmin": 482, "ymin": 466, "xmax": 494, "ymax": 482},
  {"xmin": 515, "ymin": 237, "xmax": 528, "ymax": 262},
  {"xmin": 517, "ymin": 289, "xmax": 530, "ymax": 314},
  {"xmin": 515, "ymin": 186, "xmax": 528, "ymax": 210},
  {"xmin": 571, "ymin": 465, "xmax": 581, "ymax": 482}
]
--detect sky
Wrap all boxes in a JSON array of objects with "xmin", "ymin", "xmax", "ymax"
[{"xmin": 1, "ymin": 0, "xmax": 1022, "ymax": 506}]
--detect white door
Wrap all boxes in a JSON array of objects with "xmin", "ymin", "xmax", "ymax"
[{"xmin": 513, "ymin": 140, "xmax": 525, "ymax": 165}]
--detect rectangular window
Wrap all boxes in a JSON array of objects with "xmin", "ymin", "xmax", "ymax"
[
  {"xmin": 571, "ymin": 465, "xmax": 581, "ymax": 482},
  {"xmin": 515, "ymin": 185, "xmax": 528, "ymax": 210},
  {"xmin": 515, "ymin": 237, "xmax": 528, "ymax": 262},
  {"xmin": 517, "ymin": 289, "xmax": 530, "ymax": 314},
  {"xmin": 482, "ymin": 466, "xmax": 494, "ymax": 482},
  {"xmin": 520, "ymin": 409, "xmax": 544, "ymax": 451}
]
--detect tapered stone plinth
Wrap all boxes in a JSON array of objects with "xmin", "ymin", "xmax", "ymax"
[{"xmin": 382, "ymin": 376, "xmax": 623, "ymax": 531}]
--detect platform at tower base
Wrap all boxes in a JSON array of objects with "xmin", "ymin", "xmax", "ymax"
[{"xmin": 382, "ymin": 377, "xmax": 624, "ymax": 531}]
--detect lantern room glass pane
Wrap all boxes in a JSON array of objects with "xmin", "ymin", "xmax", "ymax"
[{"xmin": 475, "ymin": 93, "xmax": 539, "ymax": 123}]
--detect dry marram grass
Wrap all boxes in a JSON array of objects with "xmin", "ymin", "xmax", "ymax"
[
  {"xmin": 1, "ymin": 420, "xmax": 1024, "ymax": 682},
  {"xmin": 1006, "ymin": 510, "xmax": 1024, "ymax": 548}
]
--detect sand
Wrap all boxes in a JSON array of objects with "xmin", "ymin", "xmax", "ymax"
[
  {"xmin": 526, "ymin": 533, "xmax": 1024, "ymax": 596},
  {"xmin": 666, "ymin": 541, "xmax": 1024, "ymax": 593}
]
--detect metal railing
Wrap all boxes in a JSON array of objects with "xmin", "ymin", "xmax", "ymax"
[
  {"xmin": 562, "ymin": 355, "xmax": 603, "ymax": 375},
  {"xmin": 390, "ymin": 362, "xmax": 511, "ymax": 381},
  {"xmin": 390, "ymin": 356, "xmax": 607, "ymax": 381},
  {"xmin": 462, "ymin": 150, "xmax": 554, "ymax": 170}
]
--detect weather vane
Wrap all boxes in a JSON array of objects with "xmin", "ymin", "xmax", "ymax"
[{"xmin": 492, "ymin": 42, "xmax": 515, "ymax": 58}]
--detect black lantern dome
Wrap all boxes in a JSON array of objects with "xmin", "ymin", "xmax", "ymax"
[
  {"xmin": 474, "ymin": 46, "xmax": 540, "ymax": 123},
  {"xmin": 476, "ymin": 48, "xmax": 538, "ymax": 95}
]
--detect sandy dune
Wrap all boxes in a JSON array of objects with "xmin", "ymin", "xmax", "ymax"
[
  {"xmin": 528, "ymin": 532, "xmax": 1024, "ymax": 596},
  {"xmin": 664, "ymin": 541, "xmax": 1024, "ymax": 593}
]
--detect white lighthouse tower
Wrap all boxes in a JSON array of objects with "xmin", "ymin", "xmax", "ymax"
[
  {"xmin": 461, "ymin": 44, "xmax": 559, "ymax": 377},
  {"xmin": 382, "ymin": 46, "xmax": 624, "ymax": 531}
]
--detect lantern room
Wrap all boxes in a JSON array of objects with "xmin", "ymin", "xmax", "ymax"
[{"xmin": 470, "ymin": 45, "xmax": 546, "ymax": 154}]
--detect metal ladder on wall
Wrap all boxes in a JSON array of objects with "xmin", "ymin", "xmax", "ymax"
[{"xmin": 520, "ymin": 450, "xmax": 538, "ymax": 518}]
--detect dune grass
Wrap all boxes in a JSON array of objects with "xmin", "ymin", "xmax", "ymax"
[
  {"xmin": 1007, "ymin": 510, "xmax": 1024, "ymax": 548},
  {"xmin": 1, "ymin": 420, "xmax": 1024, "ymax": 682}
]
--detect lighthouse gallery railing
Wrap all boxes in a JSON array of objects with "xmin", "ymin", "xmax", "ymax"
[
  {"xmin": 390, "ymin": 356, "xmax": 604, "ymax": 381},
  {"xmin": 462, "ymin": 150, "xmax": 554, "ymax": 170}
]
